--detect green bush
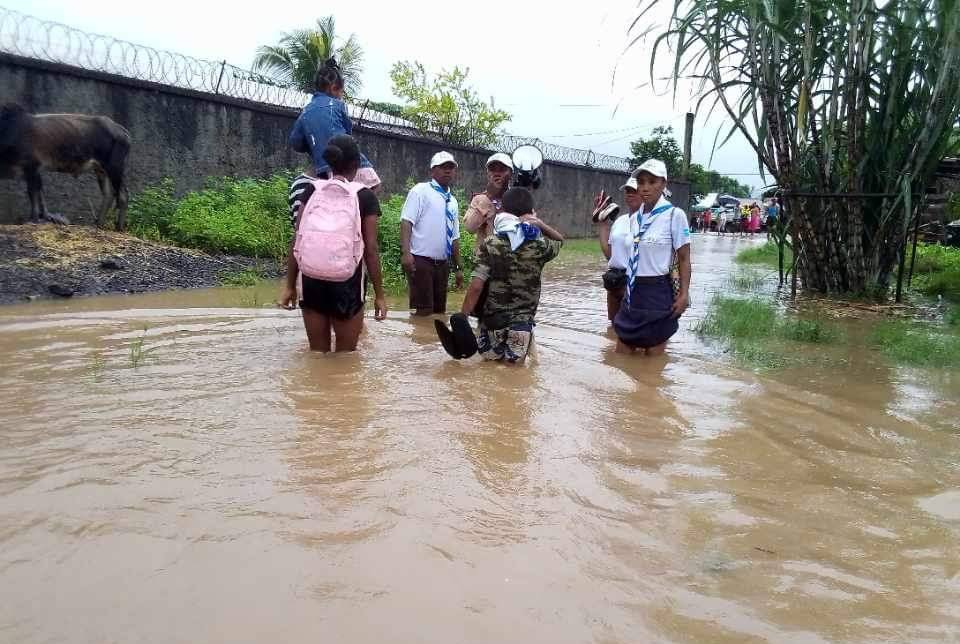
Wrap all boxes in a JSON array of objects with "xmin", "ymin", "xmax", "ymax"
[
  {"xmin": 128, "ymin": 178, "xmax": 178, "ymax": 241},
  {"xmin": 129, "ymin": 175, "xmax": 293, "ymax": 260},
  {"xmin": 168, "ymin": 176, "xmax": 292, "ymax": 259}
]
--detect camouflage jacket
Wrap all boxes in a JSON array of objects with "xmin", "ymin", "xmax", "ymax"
[{"xmin": 472, "ymin": 234, "xmax": 562, "ymax": 329}]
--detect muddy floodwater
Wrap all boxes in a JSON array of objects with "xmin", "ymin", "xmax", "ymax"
[{"xmin": 1, "ymin": 235, "xmax": 959, "ymax": 643}]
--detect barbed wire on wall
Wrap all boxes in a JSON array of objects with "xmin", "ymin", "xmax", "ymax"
[{"xmin": 0, "ymin": 6, "xmax": 632, "ymax": 173}]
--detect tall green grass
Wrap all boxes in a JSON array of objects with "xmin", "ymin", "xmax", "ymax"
[
  {"xmin": 911, "ymin": 244, "xmax": 960, "ymax": 303},
  {"xmin": 868, "ymin": 319, "xmax": 960, "ymax": 368},
  {"xmin": 735, "ymin": 241, "xmax": 793, "ymax": 268},
  {"xmin": 695, "ymin": 295, "xmax": 841, "ymax": 369}
]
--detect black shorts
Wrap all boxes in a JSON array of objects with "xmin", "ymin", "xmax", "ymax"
[{"xmin": 299, "ymin": 263, "xmax": 365, "ymax": 319}]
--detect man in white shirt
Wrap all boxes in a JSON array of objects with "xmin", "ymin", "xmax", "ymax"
[{"xmin": 400, "ymin": 151, "xmax": 464, "ymax": 316}]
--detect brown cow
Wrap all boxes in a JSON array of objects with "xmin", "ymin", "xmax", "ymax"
[{"xmin": 0, "ymin": 104, "xmax": 131, "ymax": 230}]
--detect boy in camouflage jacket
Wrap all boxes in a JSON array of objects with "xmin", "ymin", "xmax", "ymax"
[{"xmin": 460, "ymin": 187, "xmax": 564, "ymax": 364}]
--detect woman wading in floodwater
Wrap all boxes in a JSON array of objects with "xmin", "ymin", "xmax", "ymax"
[
  {"xmin": 278, "ymin": 135, "xmax": 387, "ymax": 352},
  {"xmin": 595, "ymin": 159, "xmax": 691, "ymax": 355}
]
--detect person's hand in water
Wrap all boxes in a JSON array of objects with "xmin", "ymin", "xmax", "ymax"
[
  {"xmin": 671, "ymin": 292, "xmax": 689, "ymax": 318},
  {"xmin": 277, "ymin": 286, "xmax": 297, "ymax": 310},
  {"xmin": 374, "ymin": 295, "xmax": 387, "ymax": 321}
]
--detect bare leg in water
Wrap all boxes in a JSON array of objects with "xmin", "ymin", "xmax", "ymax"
[
  {"xmin": 616, "ymin": 339, "xmax": 667, "ymax": 356},
  {"xmin": 302, "ymin": 308, "xmax": 365, "ymax": 352}
]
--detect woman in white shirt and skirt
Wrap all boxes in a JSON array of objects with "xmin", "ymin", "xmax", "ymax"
[{"xmin": 596, "ymin": 159, "xmax": 692, "ymax": 355}]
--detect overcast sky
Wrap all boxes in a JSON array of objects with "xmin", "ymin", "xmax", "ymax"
[{"xmin": 8, "ymin": 0, "xmax": 766, "ymax": 192}]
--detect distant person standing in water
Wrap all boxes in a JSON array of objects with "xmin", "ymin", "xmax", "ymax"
[
  {"xmin": 463, "ymin": 152, "xmax": 514, "ymax": 243},
  {"xmin": 750, "ymin": 203, "xmax": 761, "ymax": 237},
  {"xmin": 766, "ymin": 198, "xmax": 780, "ymax": 237},
  {"xmin": 278, "ymin": 135, "xmax": 386, "ymax": 352},
  {"xmin": 288, "ymin": 58, "xmax": 381, "ymax": 191},
  {"xmin": 600, "ymin": 159, "xmax": 691, "ymax": 355},
  {"xmin": 400, "ymin": 152, "xmax": 464, "ymax": 316}
]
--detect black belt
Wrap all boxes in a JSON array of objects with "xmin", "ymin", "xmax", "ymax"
[
  {"xmin": 415, "ymin": 255, "xmax": 448, "ymax": 266},
  {"xmin": 631, "ymin": 275, "xmax": 670, "ymax": 285}
]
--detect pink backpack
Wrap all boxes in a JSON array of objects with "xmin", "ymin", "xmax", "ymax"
[{"xmin": 294, "ymin": 178, "xmax": 365, "ymax": 281}]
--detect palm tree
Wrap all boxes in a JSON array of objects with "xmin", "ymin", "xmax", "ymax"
[
  {"xmin": 252, "ymin": 17, "xmax": 364, "ymax": 97},
  {"xmin": 644, "ymin": 0, "xmax": 960, "ymax": 297}
]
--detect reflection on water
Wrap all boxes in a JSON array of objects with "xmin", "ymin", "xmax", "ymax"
[{"xmin": 1, "ymin": 235, "xmax": 959, "ymax": 643}]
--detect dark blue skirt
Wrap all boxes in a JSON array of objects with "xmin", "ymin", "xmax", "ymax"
[{"xmin": 612, "ymin": 276, "xmax": 678, "ymax": 348}]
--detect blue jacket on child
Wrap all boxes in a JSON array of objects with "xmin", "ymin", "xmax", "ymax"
[{"xmin": 288, "ymin": 92, "xmax": 373, "ymax": 176}]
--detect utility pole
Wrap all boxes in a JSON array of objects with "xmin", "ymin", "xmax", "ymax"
[
  {"xmin": 682, "ymin": 112, "xmax": 694, "ymax": 178},
  {"xmin": 682, "ymin": 112, "xmax": 695, "ymax": 210}
]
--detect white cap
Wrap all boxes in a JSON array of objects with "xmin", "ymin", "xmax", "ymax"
[
  {"xmin": 486, "ymin": 152, "xmax": 513, "ymax": 170},
  {"xmin": 634, "ymin": 158, "xmax": 669, "ymax": 180},
  {"xmin": 621, "ymin": 165, "xmax": 672, "ymax": 196},
  {"xmin": 430, "ymin": 151, "xmax": 458, "ymax": 168}
]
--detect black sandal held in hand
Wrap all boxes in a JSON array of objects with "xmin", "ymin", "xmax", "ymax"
[
  {"xmin": 592, "ymin": 194, "xmax": 621, "ymax": 223},
  {"xmin": 434, "ymin": 313, "xmax": 478, "ymax": 359}
]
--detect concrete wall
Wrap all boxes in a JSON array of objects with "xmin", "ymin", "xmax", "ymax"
[{"xmin": 0, "ymin": 53, "xmax": 689, "ymax": 237}]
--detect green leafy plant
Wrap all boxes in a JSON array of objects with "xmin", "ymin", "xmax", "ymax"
[{"xmin": 390, "ymin": 61, "xmax": 510, "ymax": 147}]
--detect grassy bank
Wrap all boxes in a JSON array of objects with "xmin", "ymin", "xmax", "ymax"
[
  {"xmin": 697, "ymin": 290, "xmax": 960, "ymax": 369},
  {"xmin": 695, "ymin": 295, "xmax": 842, "ymax": 369},
  {"xmin": 128, "ymin": 175, "xmax": 476, "ymax": 295},
  {"xmin": 867, "ymin": 319, "xmax": 960, "ymax": 368},
  {"xmin": 735, "ymin": 241, "xmax": 793, "ymax": 268}
]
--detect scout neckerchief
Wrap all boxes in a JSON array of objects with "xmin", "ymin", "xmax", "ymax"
[
  {"xmin": 626, "ymin": 201, "xmax": 673, "ymax": 304},
  {"xmin": 430, "ymin": 180, "xmax": 456, "ymax": 259}
]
